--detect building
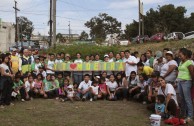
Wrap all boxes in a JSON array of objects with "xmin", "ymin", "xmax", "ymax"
[
  {"xmin": 62, "ymin": 34, "xmax": 80, "ymax": 40},
  {"xmin": 0, "ymin": 19, "xmax": 15, "ymax": 52}
]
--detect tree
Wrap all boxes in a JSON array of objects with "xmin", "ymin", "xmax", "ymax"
[
  {"xmin": 85, "ymin": 13, "xmax": 122, "ymax": 42},
  {"xmin": 18, "ymin": 16, "xmax": 34, "ymax": 40},
  {"xmin": 79, "ymin": 31, "xmax": 89, "ymax": 40},
  {"xmin": 124, "ymin": 20, "xmax": 139, "ymax": 39}
]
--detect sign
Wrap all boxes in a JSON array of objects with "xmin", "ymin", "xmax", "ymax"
[{"xmin": 54, "ymin": 62, "xmax": 125, "ymax": 71}]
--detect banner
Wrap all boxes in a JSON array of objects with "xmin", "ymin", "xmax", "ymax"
[{"xmin": 54, "ymin": 62, "xmax": 125, "ymax": 71}]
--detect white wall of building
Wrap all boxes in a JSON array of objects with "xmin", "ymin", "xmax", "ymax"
[{"xmin": 0, "ymin": 22, "xmax": 15, "ymax": 52}]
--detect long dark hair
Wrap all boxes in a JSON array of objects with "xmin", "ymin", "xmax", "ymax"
[
  {"xmin": 1, "ymin": 54, "xmax": 13, "ymax": 74},
  {"xmin": 140, "ymin": 53, "xmax": 147, "ymax": 63},
  {"xmin": 116, "ymin": 72, "xmax": 126, "ymax": 87},
  {"xmin": 129, "ymin": 71, "xmax": 137, "ymax": 82}
]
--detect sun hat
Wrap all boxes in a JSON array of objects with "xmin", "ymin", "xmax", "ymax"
[{"xmin": 155, "ymin": 51, "xmax": 163, "ymax": 60}]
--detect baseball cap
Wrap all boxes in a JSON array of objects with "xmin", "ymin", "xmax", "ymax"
[
  {"xmin": 104, "ymin": 54, "xmax": 109, "ymax": 58},
  {"xmin": 166, "ymin": 51, "xmax": 173, "ymax": 56},
  {"xmin": 155, "ymin": 51, "xmax": 163, "ymax": 60},
  {"xmin": 12, "ymin": 48, "xmax": 17, "ymax": 52}
]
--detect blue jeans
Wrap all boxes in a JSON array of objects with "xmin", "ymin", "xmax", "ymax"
[
  {"xmin": 76, "ymin": 91, "xmax": 91, "ymax": 99},
  {"xmin": 178, "ymin": 80, "xmax": 193, "ymax": 118},
  {"xmin": 73, "ymin": 72, "xmax": 83, "ymax": 85}
]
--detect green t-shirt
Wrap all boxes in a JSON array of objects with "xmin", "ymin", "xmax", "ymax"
[
  {"xmin": 116, "ymin": 59, "xmax": 123, "ymax": 62},
  {"xmin": 178, "ymin": 60, "xmax": 193, "ymax": 80},
  {"xmin": 43, "ymin": 79, "xmax": 52, "ymax": 91},
  {"xmin": 149, "ymin": 57, "xmax": 154, "ymax": 68},
  {"xmin": 13, "ymin": 80, "xmax": 23, "ymax": 89},
  {"xmin": 57, "ymin": 78, "xmax": 64, "ymax": 87}
]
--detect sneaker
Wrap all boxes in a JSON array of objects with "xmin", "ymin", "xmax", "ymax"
[
  {"xmin": 90, "ymin": 98, "xmax": 93, "ymax": 102},
  {"xmin": 21, "ymin": 99, "xmax": 25, "ymax": 102},
  {"xmin": 82, "ymin": 96, "xmax": 86, "ymax": 102},
  {"xmin": 55, "ymin": 97, "xmax": 59, "ymax": 100},
  {"xmin": 61, "ymin": 99, "xmax": 65, "ymax": 102},
  {"xmin": 0, "ymin": 105, "xmax": 5, "ymax": 109},
  {"xmin": 93, "ymin": 96, "xmax": 97, "ymax": 101},
  {"xmin": 142, "ymin": 101, "xmax": 147, "ymax": 105}
]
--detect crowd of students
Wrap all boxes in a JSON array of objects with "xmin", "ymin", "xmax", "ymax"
[{"xmin": 0, "ymin": 47, "xmax": 194, "ymax": 123}]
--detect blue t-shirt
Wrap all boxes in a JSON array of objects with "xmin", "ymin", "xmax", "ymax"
[{"xmin": 155, "ymin": 103, "xmax": 165, "ymax": 113}]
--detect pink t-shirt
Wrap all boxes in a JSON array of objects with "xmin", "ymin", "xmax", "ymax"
[
  {"xmin": 98, "ymin": 83, "xmax": 107, "ymax": 93},
  {"xmin": 34, "ymin": 80, "xmax": 43, "ymax": 89}
]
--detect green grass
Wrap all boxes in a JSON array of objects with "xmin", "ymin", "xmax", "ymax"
[{"xmin": 0, "ymin": 99, "xmax": 153, "ymax": 126}]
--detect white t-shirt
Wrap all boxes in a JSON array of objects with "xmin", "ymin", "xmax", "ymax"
[
  {"xmin": 78, "ymin": 80, "xmax": 92, "ymax": 91},
  {"xmin": 74, "ymin": 59, "xmax": 83, "ymax": 63},
  {"xmin": 0, "ymin": 63, "xmax": 10, "ymax": 73},
  {"xmin": 90, "ymin": 86, "xmax": 99, "ymax": 95},
  {"xmin": 55, "ymin": 59, "xmax": 63, "ymax": 64},
  {"xmin": 137, "ymin": 81, "xmax": 148, "ymax": 92},
  {"xmin": 67, "ymin": 90, "xmax": 74, "ymax": 97},
  {"xmin": 106, "ymin": 81, "xmax": 118, "ymax": 92},
  {"xmin": 158, "ymin": 84, "xmax": 178, "ymax": 106},
  {"xmin": 46, "ymin": 60, "xmax": 55, "ymax": 74},
  {"xmin": 25, "ymin": 81, "xmax": 35, "ymax": 92},
  {"xmin": 160, "ymin": 60, "xmax": 178, "ymax": 82},
  {"xmin": 123, "ymin": 56, "xmax": 138, "ymax": 76},
  {"xmin": 34, "ymin": 63, "xmax": 41, "ymax": 72}
]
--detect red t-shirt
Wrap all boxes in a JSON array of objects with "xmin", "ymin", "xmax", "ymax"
[{"xmin": 98, "ymin": 83, "xmax": 107, "ymax": 92}]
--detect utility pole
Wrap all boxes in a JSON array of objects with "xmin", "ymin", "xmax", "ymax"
[
  {"xmin": 49, "ymin": 0, "xmax": 52, "ymax": 47},
  {"xmin": 13, "ymin": 0, "xmax": 20, "ymax": 47},
  {"xmin": 68, "ymin": 21, "xmax": 71, "ymax": 42},
  {"xmin": 53, "ymin": 0, "xmax": 56, "ymax": 49},
  {"xmin": 142, "ymin": 2, "xmax": 144, "ymax": 36},
  {"xmin": 138, "ymin": 0, "xmax": 141, "ymax": 36}
]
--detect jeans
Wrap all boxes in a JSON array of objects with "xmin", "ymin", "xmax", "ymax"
[
  {"xmin": 73, "ymin": 72, "xmax": 83, "ymax": 85},
  {"xmin": 76, "ymin": 91, "xmax": 91, "ymax": 99},
  {"xmin": 116, "ymin": 88, "xmax": 128, "ymax": 99},
  {"xmin": 178, "ymin": 80, "xmax": 193, "ymax": 118}
]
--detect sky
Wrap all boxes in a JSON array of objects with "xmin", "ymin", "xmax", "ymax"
[{"xmin": 0, "ymin": 0, "xmax": 194, "ymax": 36}]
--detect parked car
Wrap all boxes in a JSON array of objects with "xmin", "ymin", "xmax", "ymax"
[
  {"xmin": 132, "ymin": 35, "xmax": 150, "ymax": 44},
  {"xmin": 150, "ymin": 33, "xmax": 165, "ymax": 42},
  {"xmin": 184, "ymin": 31, "xmax": 194, "ymax": 40},
  {"xmin": 167, "ymin": 32, "xmax": 185, "ymax": 40}
]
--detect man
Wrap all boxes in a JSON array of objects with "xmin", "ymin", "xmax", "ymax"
[
  {"xmin": 19, "ymin": 49, "xmax": 32, "ymax": 74},
  {"xmin": 10, "ymin": 48, "xmax": 19, "ymax": 74},
  {"xmin": 120, "ymin": 51, "xmax": 125, "ymax": 60},
  {"xmin": 123, "ymin": 50, "xmax": 138, "ymax": 77},
  {"xmin": 76, "ymin": 74, "xmax": 92, "ymax": 101},
  {"xmin": 108, "ymin": 51, "xmax": 116, "ymax": 62}
]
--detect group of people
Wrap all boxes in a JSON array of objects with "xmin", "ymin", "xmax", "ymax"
[{"xmin": 0, "ymin": 47, "xmax": 194, "ymax": 122}]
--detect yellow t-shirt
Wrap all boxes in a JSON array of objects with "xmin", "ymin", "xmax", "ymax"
[
  {"xmin": 143, "ymin": 66, "xmax": 153, "ymax": 76},
  {"xmin": 11, "ymin": 55, "xmax": 19, "ymax": 74}
]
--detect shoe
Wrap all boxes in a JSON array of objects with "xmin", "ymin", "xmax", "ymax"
[
  {"xmin": 185, "ymin": 117, "xmax": 193, "ymax": 123},
  {"xmin": 61, "ymin": 99, "xmax": 65, "ymax": 102},
  {"xmin": 0, "ymin": 105, "xmax": 5, "ymax": 109},
  {"xmin": 90, "ymin": 98, "xmax": 93, "ymax": 102},
  {"xmin": 142, "ymin": 101, "xmax": 147, "ymax": 105},
  {"xmin": 55, "ymin": 97, "xmax": 59, "ymax": 100},
  {"xmin": 21, "ymin": 99, "xmax": 25, "ymax": 102},
  {"xmin": 93, "ymin": 96, "xmax": 97, "ymax": 101},
  {"xmin": 82, "ymin": 97, "xmax": 86, "ymax": 102},
  {"xmin": 10, "ymin": 103, "xmax": 14, "ymax": 106}
]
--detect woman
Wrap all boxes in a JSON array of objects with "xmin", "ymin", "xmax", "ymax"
[
  {"xmin": 177, "ymin": 48, "xmax": 194, "ymax": 121},
  {"xmin": 139, "ymin": 54, "xmax": 147, "ymax": 65},
  {"xmin": 158, "ymin": 76, "xmax": 178, "ymax": 118},
  {"xmin": 145, "ymin": 50, "xmax": 154, "ymax": 68},
  {"xmin": 0, "ymin": 54, "xmax": 14, "ymax": 107},
  {"xmin": 160, "ymin": 51, "xmax": 178, "ymax": 83},
  {"xmin": 73, "ymin": 53, "xmax": 84, "ymax": 85},
  {"xmin": 115, "ymin": 72, "xmax": 128, "ymax": 101}
]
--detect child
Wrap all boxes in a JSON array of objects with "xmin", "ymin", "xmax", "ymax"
[
  {"xmin": 24, "ymin": 75, "xmax": 35, "ymax": 100},
  {"xmin": 50, "ymin": 75, "xmax": 59, "ymax": 99},
  {"xmin": 93, "ymin": 75, "xmax": 100, "ymax": 83},
  {"xmin": 57, "ymin": 72, "xmax": 64, "ymax": 92},
  {"xmin": 66, "ymin": 85, "xmax": 75, "ymax": 103},
  {"xmin": 12, "ymin": 76, "xmax": 26, "ymax": 102},
  {"xmin": 34, "ymin": 73, "xmax": 44, "ymax": 97},
  {"xmin": 43, "ymin": 74, "xmax": 52, "ymax": 98},
  {"xmin": 98, "ymin": 77, "xmax": 107, "ymax": 100},
  {"xmin": 90, "ymin": 81, "xmax": 99, "ymax": 101},
  {"xmin": 106, "ymin": 74, "xmax": 118, "ymax": 101},
  {"xmin": 131, "ymin": 73, "xmax": 148, "ymax": 104},
  {"xmin": 155, "ymin": 95, "xmax": 165, "ymax": 118},
  {"xmin": 59, "ymin": 79, "xmax": 70, "ymax": 101}
]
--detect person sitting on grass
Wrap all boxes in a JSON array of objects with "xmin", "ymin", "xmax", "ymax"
[
  {"xmin": 50, "ymin": 75, "xmax": 60, "ymax": 99},
  {"xmin": 12, "ymin": 76, "xmax": 26, "ymax": 102},
  {"xmin": 98, "ymin": 77, "xmax": 107, "ymax": 100},
  {"xmin": 130, "ymin": 73, "xmax": 148, "ymax": 104},
  {"xmin": 59, "ymin": 79, "xmax": 70, "ymax": 102},
  {"xmin": 155, "ymin": 95, "xmax": 165, "ymax": 118},
  {"xmin": 76, "ymin": 74, "xmax": 92, "ymax": 101},
  {"xmin": 89, "ymin": 81, "xmax": 99, "ymax": 101},
  {"xmin": 33, "ymin": 73, "xmax": 44, "ymax": 98},
  {"xmin": 106, "ymin": 74, "xmax": 118, "ymax": 101},
  {"xmin": 66, "ymin": 85, "xmax": 75, "ymax": 103},
  {"xmin": 24, "ymin": 75, "xmax": 35, "ymax": 100},
  {"xmin": 43, "ymin": 74, "xmax": 56, "ymax": 99}
]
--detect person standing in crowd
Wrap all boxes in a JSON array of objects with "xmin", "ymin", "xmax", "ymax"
[
  {"xmin": 139, "ymin": 54, "xmax": 147, "ymax": 65},
  {"xmin": 19, "ymin": 49, "xmax": 32, "ymax": 74},
  {"xmin": 93, "ymin": 54, "xmax": 102, "ymax": 77},
  {"xmin": 28, "ymin": 49, "xmax": 34, "ymax": 63},
  {"xmin": 120, "ymin": 51, "xmax": 125, "ymax": 60},
  {"xmin": 123, "ymin": 50, "xmax": 138, "ymax": 78},
  {"xmin": 31, "ymin": 56, "xmax": 41, "ymax": 76},
  {"xmin": 73, "ymin": 53, "xmax": 84, "ymax": 85},
  {"xmin": 108, "ymin": 51, "xmax": 116, "ymax": 62},
  {"xmin": 160, "ymin": 51, "xmax": 178, "ymax": 83},
  {"xmin": 60, "ymin": 52, "xmax": 65, "ymax": 61},
  {"xmin": 177, "ymin": 48, "xmax": 194, "ymax": 122},
  {"xmin": 0, "ymin": 54, "xmax": 14, "ymax": 107},
  {"xmin": 89, "ymin": 55, "xmax": 95, "ymax": 61},
  {"xmin": 10, "ymin": 48, "xmax": 19, "ymax": 74},
  {"xmin": 76, "ymin": 74, "xmax": 92, "ymax": 101},
  {"xmin": 157, "ymin": 76, "xmax": 178, "ymax": 118},
  {"xmin": 46, "ymin": 53, "xmax": 55, "ymax": 75},
  {"xmin": 163, "ymin": 48, "xmax": 170, "ymax": 57},
  {"xmin": 134, "ymin": 51, "xmax": 140, "ymax": 62},
  {"xmin": 153, "ymin": 51, "xmax": 165, "ymax": 72},
  {"xmin": 55, "ymin": 53, "xmax": 63, "ymax": 63},
  {"xmin": 145, "ymin": 50, "xmax": 154, "ymax": 67},
  {"xmin": 83, "ymin": 55, "xmax": 92, "ymax": 79},
  {"xmin": 115, "ymin": 53, "xmax": 123, "ymax": 62},
  {"xmin": 64, "ymin": 53, "xmax": 72, "ymax": 77}
]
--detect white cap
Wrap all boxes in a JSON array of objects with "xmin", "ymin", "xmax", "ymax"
[
  {"xmin": 166, "ymin": 51, "xmax": 173, "ymax": 55},
  {"xmin": 104, "ymin": 54, "xmax": 109, "ymax": 58},
  {"xmin": 96, "ymin": 76, "xmax": 100, "ymax": 79},
  {"xmin": 67, "ymin": 85, "xmax": 73, "ymax": 89}
]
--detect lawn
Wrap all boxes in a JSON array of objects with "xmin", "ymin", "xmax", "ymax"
[{"xmin": 0, "ymin": 99, "xmax": 153, "ymax": 126}]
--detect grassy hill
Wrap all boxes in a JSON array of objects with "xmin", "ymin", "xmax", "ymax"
[{"xmin": 43, "ymin": 39, "xmax": 194, "ymax": 58}]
